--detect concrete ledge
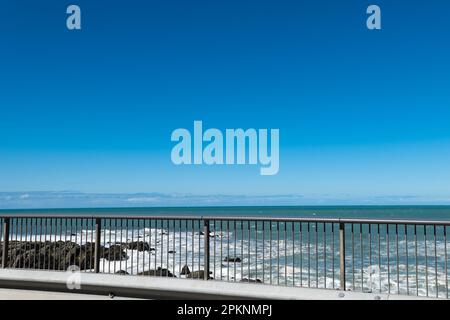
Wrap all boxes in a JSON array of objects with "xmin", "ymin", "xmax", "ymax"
[
  {"xmin": 0, "ymin": 288, "xmax": 136, "ymax": 300},
  {"xmin": 0, "ymin": 269, "xmax": 435, "ymax": 300}
]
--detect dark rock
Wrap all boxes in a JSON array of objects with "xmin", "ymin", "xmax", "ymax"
[
  {"xmin": 104, "ymin": 245, "xmax": 128, "ymax": 261},
  {"xmin": 4, "ymin": 241, "xmax": 101, "ymax": 270},
  {"xmin": 138, "ymin": 267, "xmax": 175, "ymax": 277},
  {"xmin": 180, "ymin": 264, "xmax": 190, "ymax": 275},
  {"xmin": 126, "ymin": 241, "xmax": 150, "ymax": 252},
  {"xmin": 224, "ymin": 256, "xmax": 241, "ymax": 263},
  {"xmin": 115, "ymin": 270, "xmax": 129, "ymax": 275},
  {"xmin": 240, "ymin": 278, "xmax": 262, "ymax": 283},
  {"xmin": 187, "ymin": 270, "xmax": 213, "ymax": 280}
]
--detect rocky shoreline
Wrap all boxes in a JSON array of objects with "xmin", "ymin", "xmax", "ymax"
[
  {"xmin": 0, "ymin": 241, "xmax": 213, "ymax": 279},
  {"xmin": 0, "ymin": 240, "xmax": 125, "ymax": 270},
  {"xmin": 0, "ymin": 241, "xmax": 266, "ymax": 282}
]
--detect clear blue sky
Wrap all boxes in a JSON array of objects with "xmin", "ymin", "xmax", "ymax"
[{"xmin": 0, "ymin": 0, "xmax": 450, "ymax": 207}]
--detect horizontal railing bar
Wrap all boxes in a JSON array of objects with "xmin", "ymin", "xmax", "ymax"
[
  {"xmin": 0, "ymin": 215, "xmax": 205, "ymax": 220},
  {"xmin": 0, "ymin": 215, "xmax": 337, "ymax": 222},
  {"xmin": 0, "ymin": 214, "xmax": 449, "ymax": 226},
  {"xmin": 338, "ymin": 218, "xmax": 450, "ymax": 226}
]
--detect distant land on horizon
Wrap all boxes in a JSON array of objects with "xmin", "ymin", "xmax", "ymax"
[{"xmin": 1, "ymin": 191, "xmax": 450, "ymax": 211}]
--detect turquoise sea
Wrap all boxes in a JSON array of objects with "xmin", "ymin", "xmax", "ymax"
[{"xmin": 1, "ymin": 205, "xmax": 450, "ymax": 220}]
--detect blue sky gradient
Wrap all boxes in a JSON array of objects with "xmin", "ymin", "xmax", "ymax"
[{"xmin": 1, "ymin": 1, "xmax": 450, "ymax": 207}]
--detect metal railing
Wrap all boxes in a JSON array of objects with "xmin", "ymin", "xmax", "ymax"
[{"xmin": 0, "ymin": 214, "xmax": 449, "ymax": 298}]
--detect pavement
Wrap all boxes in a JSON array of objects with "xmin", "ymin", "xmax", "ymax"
[{"xmin": 0, "ymin": 288, "xmax": 137, "ymax": 300}]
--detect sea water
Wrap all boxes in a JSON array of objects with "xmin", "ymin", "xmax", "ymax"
[{"xmin": 3, "ymin": 205, "xmax": 450, "ymax": 219}]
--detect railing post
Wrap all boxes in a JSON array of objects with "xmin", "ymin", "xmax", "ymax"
[
  {"xmin": 339, "ymin": 222, "xmax": 346, "ymax": 291},
  {"xmin": 203, "ymin": 219, "xmax": 210, "ymax": 280},
  {"xmin": 94, "ymin": 218, "xmax": 101, "ymax": 273},
  {"xmin": 1, "ymin": 218, "xmax": 10, "ymax": 269}
]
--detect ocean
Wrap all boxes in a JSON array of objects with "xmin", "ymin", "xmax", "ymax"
[{"xmin": 2, "ymin": 205, "xmax": 450, "ymax": 220}]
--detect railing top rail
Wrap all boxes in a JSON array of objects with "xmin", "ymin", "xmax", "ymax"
[
  {"xmin": 337, "ymin": 217, "xmax": 450, "ymax": 226},
  {"xmin": 0, "ymin": 214, "xmax": 450, "ymax": 225}
]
